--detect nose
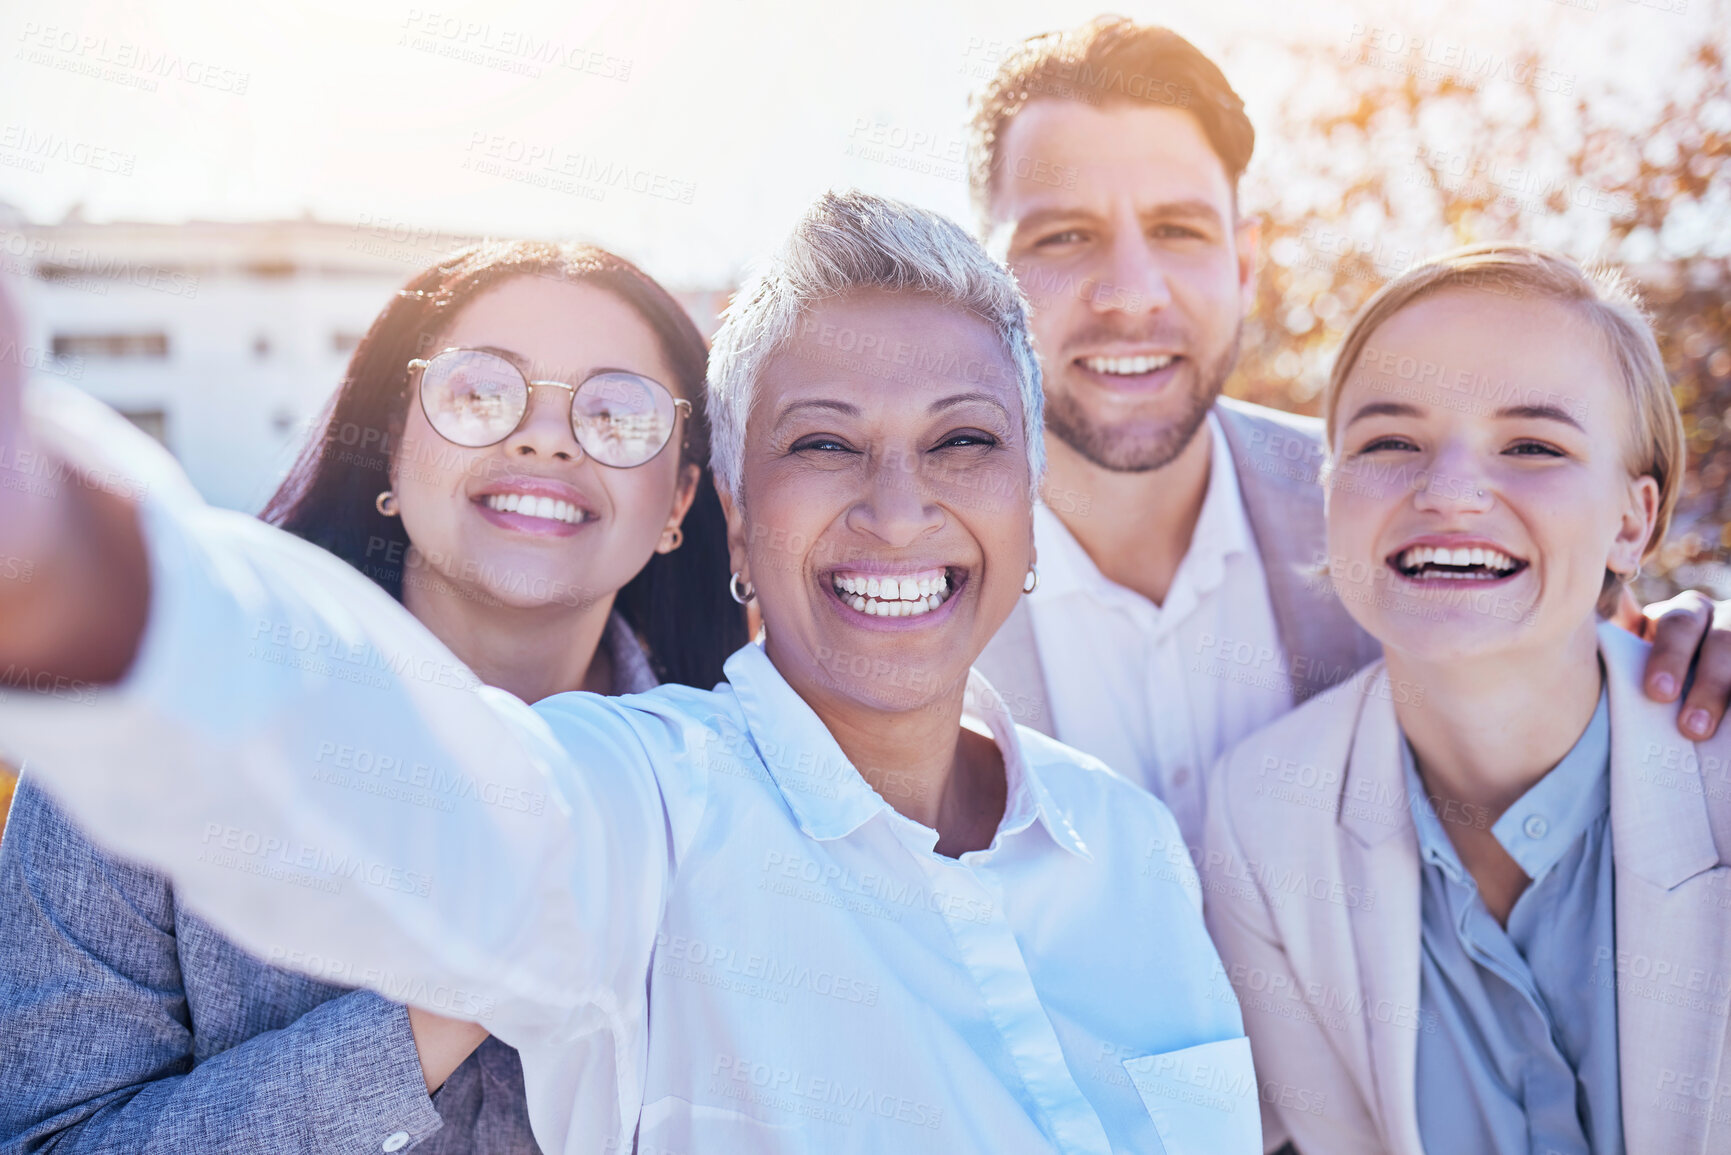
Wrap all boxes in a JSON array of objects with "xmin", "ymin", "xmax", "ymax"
[
  {"xmin": 502, "ymin": 381, "xmax": 583, "ymax": 462},
  {"xmin": 1411, "ymin": 443, "xmax": 1494, "ymax": 514},
  {"xmin": 845, "ymin": 450, "xmax": 945, "ymax": 548},
  {"xmin": 1090, "ymin": 218, "xmax": 1174, "ymax": 317}
]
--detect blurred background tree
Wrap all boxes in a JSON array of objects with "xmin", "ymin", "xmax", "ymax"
[{"xmin": 1226, "ymin": 5, "xmax": 1731, "ymax": 601}]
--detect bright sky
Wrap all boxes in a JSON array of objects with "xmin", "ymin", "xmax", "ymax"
[{"xmin": 2, "ymin": 0, "xmax": 1715, "ymax": 286}]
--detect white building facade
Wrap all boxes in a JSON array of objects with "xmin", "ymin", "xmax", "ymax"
[{"xmin": 4, "ymin": 213, "xmax": 725, "ymax": 511}]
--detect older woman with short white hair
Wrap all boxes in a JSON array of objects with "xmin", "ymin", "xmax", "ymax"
[{"xmin": 0, "ymin": 193, "xmax": 1256, "ymax": 1154}]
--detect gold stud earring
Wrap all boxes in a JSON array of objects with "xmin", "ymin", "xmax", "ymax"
[{"xmin": 375, "ymin": 490, "xmax": 399, "ymax": 517}]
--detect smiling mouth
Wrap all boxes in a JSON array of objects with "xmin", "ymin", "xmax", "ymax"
[
  {"xmin": 1390, "ymin": 545, "xmax": 1528, "ymax": 582},
  {"xmin": 829, "ymin": 568, "xmax": 959, "ymax": 618},
  {"xmin": 479, "ymin": 492, "xmax": 592, "ymax": 526},
  {"xmin": 1077, "ymin": 353, "xmax": 1177, "ymax": 376}
]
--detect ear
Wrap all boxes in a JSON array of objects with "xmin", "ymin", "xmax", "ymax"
[
  {"xmin": 668, "ymin": 462, "xmax": 700, "ymax": 528},
  {"xmin": 1234, "ymin": 212, "xmax": 1261, "ymax": 316},
  {"xmin": 1608, "ymin": 473, "xmax": 1660, "ymax": 577},
  {"xmin": 717, "ymin": 482, "xmax": 750, "ymax": 582}
]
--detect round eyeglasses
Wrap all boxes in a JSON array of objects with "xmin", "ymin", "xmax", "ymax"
[{"xmin": 409, "ymin": 347, "xmax": 691, "ymax": 468}]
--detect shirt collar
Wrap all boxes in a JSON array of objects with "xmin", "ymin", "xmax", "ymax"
[
  {"xmin": 722, "ymin": 642, "xmax": 1089, "ymax": 858},
  {"xmin": 1030, "ymin": 412, "xmax": 1254, "ymax": 610},
  {"xmin": 1402, "ymin": 684, "xmax": 1611, "ymax": 883},
  {"xmin": 1490, "ymin": 684, "xmax": 1611, "ymax": 879}
]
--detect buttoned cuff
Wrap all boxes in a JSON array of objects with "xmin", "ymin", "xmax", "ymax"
[{"xmin": 294, "ymin": 990, "xmax": 445, "ymax": 1153}]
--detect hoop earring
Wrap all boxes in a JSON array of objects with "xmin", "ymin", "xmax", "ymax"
[
  {"xmin": 1022, "ymin": 566, "xmax": 1039, "ymax": 594},
  {"xmin": 375, "ymin": 490, "xmax": 399, "ymax": 517},
  {"xmin": 729, "ymin": 572, "xmax": 754, "ymax": 605},
  {"xmin": 659, "ymin": 526, "xmax": 684, "ymax": 553}
]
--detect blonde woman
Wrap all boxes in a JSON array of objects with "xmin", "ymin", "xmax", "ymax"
[{"xmin": 1202, "ymin": 245, "xmax": 1726, "ymax": 1155}]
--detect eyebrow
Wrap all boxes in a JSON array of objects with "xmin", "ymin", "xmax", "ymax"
[
  {"xmin": 929, "ymin": 391, "xmax": 1013, "ymax": 418},
  {"xmin": 1010, "ymin": 198, "xmax": 1226, "ymax": 238},
  {"xmin": 1494, "ymin": 402, "xmax": 1587, "ymax": 432},
  {"xmin": 1343, "ymin": 400, "xmax": 1421, "ymax": 428},
  {"xmin": 773, "ymin": 392, "xmax": 1012, "ymax": 424},
  {"xmin": 775, "ymin": 398, "xmax": 862, "ymax": 422},
  {"xmin": 1345, "ymin": 398, "xmax": 1590, "ymax": 434}
]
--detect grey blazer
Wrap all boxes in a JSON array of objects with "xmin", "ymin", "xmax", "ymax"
[
  {"xmin": 0, "ymin": 616, "xmax": 657, "ymax": 1154},
  {"xmin": 975, "ymin": 396, "xmax": 1382, "ymax": 736}
]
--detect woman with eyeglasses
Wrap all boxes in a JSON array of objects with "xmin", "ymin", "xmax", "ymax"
[{"xmin": 0, "ymin": 241, "xmax": 745, "ymax": 1153}]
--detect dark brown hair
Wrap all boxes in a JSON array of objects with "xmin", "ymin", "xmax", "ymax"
[
  {"xmin": 966, "ymin": 17, "xmax": 1255, "ymax": 224},
  {"xmin": 260, "ymin": 240, "xmax": 746, "ymax": 689}
]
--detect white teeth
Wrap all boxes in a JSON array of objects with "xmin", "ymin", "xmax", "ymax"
[
  {"xmin": 1081, "ymin": 353, "xmax": 1175, "ymax": 376},
  {"xmin": 1395, "ymin": 545, "xmax": 1520, "ymax": 577},
  {"xmin": 830, "ymin": 569, "xmax": 954, "ymax": 618},
  {"xmin": 483, "ymin": 493, "xmax": 585, "ymax": 525}
]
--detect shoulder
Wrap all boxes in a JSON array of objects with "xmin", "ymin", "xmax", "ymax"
[
  {"xmin": 1213, "ymin": 664, "xmax": 1382, "ymax": 827},
  {"xmin": 1015, "ymin": 724, "xmax": 1189, "ymax": 846},
  {"xmin": 0, "ymin": 771, "xmax": 178, "ymax": 938},
  {"xmin": 1215, "ymin": 396, "xmax": 1325, "ymax": 444}
]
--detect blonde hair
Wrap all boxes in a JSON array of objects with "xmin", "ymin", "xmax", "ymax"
[{"xmin": 1323, "ymin": 243, "xmax": 1685, "ymax": 565}]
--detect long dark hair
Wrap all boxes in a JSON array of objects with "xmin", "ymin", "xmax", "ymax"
[{"xmin": 260, "ymin": 241, "xmax": 746, "ymax": 689}]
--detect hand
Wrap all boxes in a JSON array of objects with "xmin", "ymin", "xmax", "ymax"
[
  {"xmin": 0, "ymin": 276, "xmax": 150, "ymax": 683},
  {"xmin": 1636, "ymin": 589, "xmax": 1731, "ymax": 740},
  {"xmin": 406, "ymin": 1005, "xmax": 491, "ymax": 1093}
]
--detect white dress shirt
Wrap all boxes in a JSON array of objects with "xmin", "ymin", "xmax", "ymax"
[
  {"xmin": 0, "ymin": 464, "xmax": 1260, "ymax": 1154},
  {"xmin": 1028, "ymin": 414, "xmax": 1289, "ymax": 847}
]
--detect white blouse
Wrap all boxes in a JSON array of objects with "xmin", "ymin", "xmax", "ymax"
[{"xmin": 0, "ymin": 402, "xmax": 1259, "ymax": 1154}]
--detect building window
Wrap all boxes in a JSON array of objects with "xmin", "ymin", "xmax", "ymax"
[
  {"xmin": 50, "ymin": 332, "xmax": 169, "ymax": 359},
  {"xmin": 119, "ymin": 408, "xmax": 169, "ymax": 448}
]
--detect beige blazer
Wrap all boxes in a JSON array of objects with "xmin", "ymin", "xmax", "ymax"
[
  {"xmin": 1203, "ymin": 621, "xmax": 1731, "ymax": 1155},
  {"xmin": 975, "ymin": 396, "xmax": 1380, "ymax": 736}
]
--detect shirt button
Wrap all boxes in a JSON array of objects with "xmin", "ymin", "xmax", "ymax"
[
  {"xmin": 1522, "ymin": 815, "xmax": 1549, "ymax": 840},
  {"xmin": 1172, "ymin": 768, "xmax": 1192, "ymax": 787},
  {"xmin": 382, "ymin": 1132, "xmax": 411, "ymax": 1152}
]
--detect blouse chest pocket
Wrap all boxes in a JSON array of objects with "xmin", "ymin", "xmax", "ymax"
[{"xmin": 1121, "ymin": 1036, "xmax": 1263, "ymax": 1155}]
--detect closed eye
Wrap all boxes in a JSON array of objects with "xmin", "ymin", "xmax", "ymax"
[
  {"xmin": 1351, "ymin": 435, "xmax": 1419, "ymax": 455},
  {"xmin": 791, "ymin": 435, "xmax": 857, "ymax": 454}
]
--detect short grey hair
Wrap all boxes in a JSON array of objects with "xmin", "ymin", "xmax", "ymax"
[{"xmin": 706, "ymin": 189, "xmax": 1044, "ymax": 502}]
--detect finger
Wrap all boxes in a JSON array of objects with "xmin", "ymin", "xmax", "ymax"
[
  {"xmin": 1677, "ymin": 598, "xmax": 1731, "ymax": 740},
  {"xmin": 1641, "ymin": 591, "xmax": 1712, "ymax": 702}
]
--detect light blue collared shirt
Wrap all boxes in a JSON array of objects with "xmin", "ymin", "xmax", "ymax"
[
  {"xmin": 0, "ymin": 469, "xmax": 1263, "ymax": 1154},
  {"xmin": 1403, "ymin": 684, "xmax": 1622, "ymax": 1155}
]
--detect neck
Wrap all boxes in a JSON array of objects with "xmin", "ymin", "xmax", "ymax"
[
  {"xmin": 775, "ymin": 644, "xmax": 1006, "ymax": 857},
  {"xmin": 1387, "ymin": 620, "xmax": 1604, "ymax": 822},
  {"xmin": 402, "ymin": 565, "xmax": 618, "ymax": 703},
  {"xmin": 1041, "ymin": 416, "xmax": 1214, "ymax": 607}
]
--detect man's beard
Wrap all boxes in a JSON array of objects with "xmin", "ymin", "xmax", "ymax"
[{"xmin": 1044, "ymin": 323, "xmax": 1241, "ymax": 473}]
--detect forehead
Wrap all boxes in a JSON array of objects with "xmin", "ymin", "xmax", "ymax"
[
  {"xmin": 758, "ymin": 289, "xmax": 1021, "ymax": 419},
  {"xmin": 991, "ymin": 100, "xmax": 1234, "ymax": 223},
  {"xmin": 439, "ymin": 275, "xmax": 672, "ymax": 379},
  {"xmin": 1341, "ymin": 289, "xmax": 1626, "ymax": 432}
]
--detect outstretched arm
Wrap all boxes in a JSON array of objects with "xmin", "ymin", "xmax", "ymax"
[{"xmin": 0, "ymin": 282, "xmax": 671, "ymax": 1063}]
